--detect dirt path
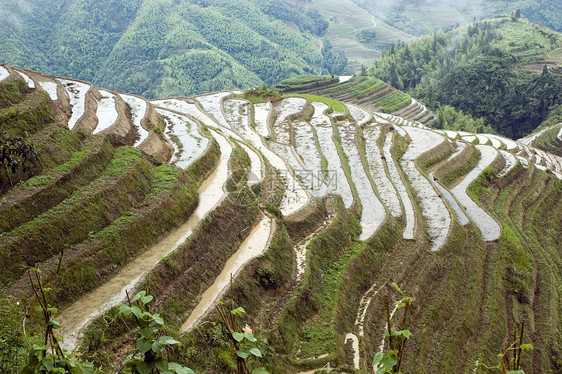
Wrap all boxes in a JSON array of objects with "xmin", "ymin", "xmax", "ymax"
[{"xmin": 547, "ymin": 48, "xmax": 562, "ymax": 59}]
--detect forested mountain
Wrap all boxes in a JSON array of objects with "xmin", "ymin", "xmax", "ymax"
[
  {"xmin": 0, "ymin": 0, "xmax": 349, "ymax": 98},
  {"xmin": 312, "ymin": 0, "xmax": 562, "ymax": 70},
  {"xmin": 370, "ymin": 17, "xmax": 562, "ymax": 139},
  {"xmin": 349, "ymin": 0, "xmax": 562, "ymax": 36}
]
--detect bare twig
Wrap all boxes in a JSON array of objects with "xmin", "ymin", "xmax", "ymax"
[
  {"xmin": 385, "ymin": 299, "xmax": 393, "ymax": 351},
  {"xmin": 395, "ymin": 300, "xmax": 410, "ymax": 373},
  {"xmin": 512, "ymin": 324, "xmax": 517, "ymax": 368},
  {"xmin": 50, "ymin": 251, "xmax": 64, "ymax": 305},
  {"xmin": 516, "ymin": 321, "xmax": 525, "ymax": 369}
]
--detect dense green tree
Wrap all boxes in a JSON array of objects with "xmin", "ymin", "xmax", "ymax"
[
  {"xmin": 371, "ymin": 18, "xmax": 562, "ymax": 138},
  {"xmin": 0, "ymin": 0, "xmax": 347, "ymax": 98}
]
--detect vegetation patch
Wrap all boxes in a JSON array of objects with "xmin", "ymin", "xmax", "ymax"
[
  {"xmin": 0, "ymin": 78, "xmax": 28, "ymax": 107},
  {"xmin": 270, "ymin": 198, "xmax": 361, "ymax": 357},
  {"xmin": 13, "ymin": 140, "xmax": 217, "ymax": 313},
  {"xmin": 240, "ymin": 85, "xmax": 282, "ymax": 104},
  {"xmin": 275, "ymin": 75, "xmax": 340, "ymax": 93},
  {"xmin": 434, "ymin": 144, "xmax": 482, "ymax": 187},
  {"xmin": 416, "ymin": 138, "xmax": 455, "ymax": 171},
  {"xmin": 0, "ymin": 147, "xmax": 154, "ymax": 286},
  {"xmin": 372, "ymin": 18, "xmax": 562, "ymax": 138},
  {"xmin": 0, "ymin": 137, "xmax": 115, "ymax": 233},
  {"xmin": 374, "ymin": 89, "xmax": 412, "ymax": 113},
  {"xmin": 286, "ymin": 94, "xmax": 346, "ymax": 113},
  {"xmin": 0, "ymin": 91, "xmax": 81, "ymax": 193}
]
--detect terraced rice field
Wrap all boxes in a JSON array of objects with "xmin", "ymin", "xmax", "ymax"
[
  {"xmin": 383, "ymin": 132, "xmax": 416, "ymax": 240},
  {"xmin": 223, "ymin": 98, "xmax": 252, "ymax": 134},
  {"xmin": 93, "ymin": 90, "xmax": 118, "ymax": 134},
  {"xmin": 272, "ymin": 97, "xmax": 306, "ymax": 144},
  {"xmin": 337, "ymin": 121, "xmax": 386, "ymax": 240},
  {"xmin": 401, "ymin": 126, "xmax": 451, "ymax": 250},
  {"xmin": 499, "ymin": 150, "xmax": 517, "ymax": 177},
  {"xmin": 0, "ymin": 65, "xmax": 9, "ymax": 81},
  {"xmin": 181, "ymin": 215, "xmax": 273, "ymax": 332},
  {"xmin": 196, "ymin": 92, "xmax": 232, "ymax": 129},
  {"xmin": 39, "ymin": 81, "xmax": 58, "ymax": 100},
  {"xmin": 120, "ymin": 94, "xmax": 149, "ymax": 146},
  {"xmin": 58, "ymin": 78, "xmax": 90, "ymax": 129},
  {"xmin": 59, "ymin": 129, "xmax": 232, "ymax": 351},
  {"xmin": 239, "ymin": 143, "xmax": 262, "ymax": 186},
  {"xmin": 363, "ymin": 126, "xmax": 402, "ymax": 218},
  {"xmin": 157, "ymin": 109, "xmax": 209, "ymax": 169},
  {"xmin": 488, "ymin": 134, "xmax": 518, "ymax": 150},
  {"xmin": 253, "ymin": 102, "xmax": 272, "ymax": 137},
  {"xmin": 293, "ymin": 121, "xmax": 328, "ymax": 195},
  {"xmin": 2, "ymin": 65, "xmax": 561, "ymax": 374},
  {"xmin": 311, "ymin": 102, "xmax": 354, "ymax": 207},
  {"xmin": 451, "ymin": 145, "xmax": 501, "ymax": 241},
  {"xmin": 16, "ymin": 70, "xmax": 35, "ymax": 88},
  {"xmin": 348, "ymin": 103, "xmax": 372, "ymax": 125}
]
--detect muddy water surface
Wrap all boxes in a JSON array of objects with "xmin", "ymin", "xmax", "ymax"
[
  {"xmin": 59, "ymin": 130, "xmax": 232, "ymax": 351},
  {"xmin": 181, "ymin": 215, "xmax": 273, "ymax": 332}
]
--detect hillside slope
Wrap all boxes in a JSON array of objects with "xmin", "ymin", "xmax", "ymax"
[
  {"xmin": 370, "ymin": 17, "xmax": 562, "ymax": 139},
  {"xmin": 275, "ymin": 74, "xmax": 435, "ymax": 124},
  {"xmin": 1, "ymin": 65, "xmax": 561, "ymax": 373},
  {"xmin": 0, "ymin": 0, "xmax": 348, "ymax": 98},
  {"xmin": 313, "ymin": 0, "xmax": 562, "ymax": 70}
]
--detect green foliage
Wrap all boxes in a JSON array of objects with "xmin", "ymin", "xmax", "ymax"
[
  {"xmin": 23, "ymin": 344, "xmax": 95, "ymax": 374},
  {"xmin": 119, "ymin": 291, "xmax": 194, "ymax": 374},
  {"xmin": 286, "ymin": 94, "xmax": 346, "ymax": 113},
  {"xmin": 104, "ymin": 147, "xmax": 144, "ymax": 175},
  {"xmin": 372, "ymin": 351, "xmax": 398, "ymax": 374},
  {"xmin": 47, "ymin": 144, "xmax": 219, "ymax": 308},
  {"xmin": 22, "ymin": 266, "xmax": 96, "ymax": 374},
  {"xmin": 372, "ymin": 284, "xmax": 412, "ymax": 374},
  {"xmin": 530, "ymin": 104, "xmax": 562, "ymax": 153},
  {"xmin": 479, "ymin": 322, "xmax": 533, "ymax": 373},
  {"xmin": 434, "ymin": 145, "xmax": 481, "ymax": 187},
  {"xmin": 320, "ymin": 40, "xmax": 351, "ymax": 75},
  {"xmin": 433, "ymin": 105, "xmax": 493, "ymax": 133},
  {"xmin": 242, "ymin": 85, "xmax": 282, "ymax": 104},
  {"xmin": 0, "ymin": 146, "xmax": 154, "ymax": 286},
  {"xmin": 0, "ymin": 139, "xmax": 112, "ymax": 235},
  {"xmin": 299, "ymin": 74, "xmax": 412, "ymax": 114},
  {"xmin": 0, "ymin": 297, "xmax": 29, "ymax": 373},
  {"xmin": 375, "ymin": 90, "xmax": 411, "ymax": 113},
  {"xmin": 0, "ymin": 0, "xmax": 345, "ymax": 97},
  {"xmin": 0, "ymin": 79, "xmax": 28, "ymax": 107},
  {"xmin": 351, "ymin": 0, "xmax": 562, "ymax": 36},
  {"xmin": 216, "ymin": 304, "xmax": 269, "ymax": 374},
  {"xmin": 19, "ymin": 175, "xmax": 54, "ymax": 188},
  {"xmin": 372, "ymin": 18, "xmax": 562, "ymax": 138},
  {"xmin": 522, "ymin": 0, "xmax": 562, "ymax": 32},
  {"xmin": 226, "ymin": 144, "xmax": 251, "ymax": 193},
  {"xmin": 275, "ymin": 75, "xmax": 339, "ymax": 93},
  {"xmin": 0, "ymin": 129, "xmax": 38, "ymax": 174},
  {"xmin": 0, "ymin": 89, "xmax": 80, "ymax": 194}
]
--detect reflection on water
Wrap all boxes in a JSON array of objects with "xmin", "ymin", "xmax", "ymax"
[
  {"xmin": 59, "ymin": 130, "xmax": 232, "ymax": 351},
  {"xmin": 181, "ymin": 215, "xmax": 273, "ymax": 332}
]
